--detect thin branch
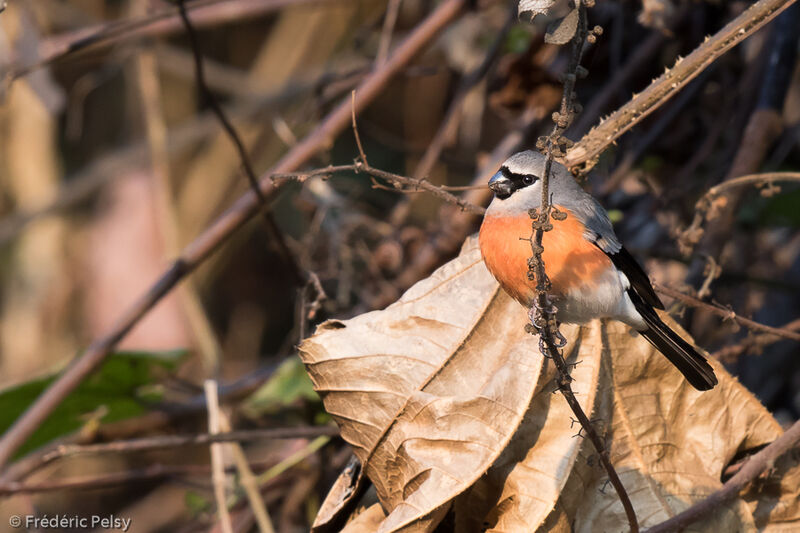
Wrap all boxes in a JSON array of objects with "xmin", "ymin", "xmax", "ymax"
[
  {"xmin": 351, "ymin": 91, "xmax": 369, "ymax": 166},
  {"xmin": 218, "ymin": 412, "xmax": 276, "ymax": 533},
  {"xmin": 42, "ymin": 427, "xmax": 338, "ymax": 464},
  {"xmin": 0, "ymin": 457, "xmax": 295, "ymax": 496},
  {"xmin": 1, "ymin": 366, "xmax": 276, "ymax": 484},
  {"xmin": 526, "ymin": 3, "xmax": 639, "ymax": 531},
  {"xmin": 564, "ymin": 0, "xmax": 799, "ymax": 172},
  {"xmin": 270, "ymin": 163, "xmax": 485, "ymax": 213},
  {"xmin": 712, "ymin": 317, "xmax": 800, "ymax": 362},
  {"xmin": 5, "ymin": 0, "xmax": 336, "ymax": 83},
  {"xmin": 389, "ymin": 3, "xmax": 516, "ymax": 225},
  {"xmin": 654, "ymin": 284, "xmax": 800, "ymax": 343},
  {"xmin": 644, "ymin": 419, "xmax": 800, "ymax": 533},
  {"xmin": 375, "ymin": 0, "xmax": 403, "ymax": 67},
  {"xmin": 205, "ymin": 380, "xmax": 234, "ymax": 533},
  {"xmin": 679, "ymin": 172, "xmax": 800, "ymax": 253},
  {"xmin": 363, "ymin": 165, "xmax": 485, "ymax": 214},
  {"xmin": 0, "ymin": 0, "xmax": 467, "ymax": 470},
  {"xmin": 177, "ymin": 0, "xmax": 304, "ymax": 285}
]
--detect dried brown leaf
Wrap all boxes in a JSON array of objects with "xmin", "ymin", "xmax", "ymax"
[
  {"xmin": 304, "ymin": 237, "xmax": 799, "ymax": 532},
  {"xmin": 544, "ymin": 7, "xmax": 580, "ymax": 45},
  {"xmin": 341, "ymin": 504, "xmax": 387, "ymax": 533},
  {"xmin": 556, "ymin": 319, "xmax": 787, "ymax": 531},
  {"xmin": 301, "ymin": 237, "xmax": 549, "ymax": 532},
  {"xmin": 455, "ymin": 320, "xmax": 604, "ymax": 532}
]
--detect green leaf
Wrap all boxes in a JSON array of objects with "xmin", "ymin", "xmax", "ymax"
[
  {"xmin": 505, "ymin": 25, "xmax": 534, "ymax": 54},
  {"xmin": 184, "ymin": 490, "xmax": 212, "ymax": 517},
  {"xmin": 0, "ymin": 349, "xmax": 187, "ymax": 458},
  {"xmin": 243, "ymin": 356, "xmax": 320, "ymax": 417}
]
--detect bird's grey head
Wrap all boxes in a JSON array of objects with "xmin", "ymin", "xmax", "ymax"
[{"xmin": 486, "ymin": 151, "xmax": 579, "ymax": 215}]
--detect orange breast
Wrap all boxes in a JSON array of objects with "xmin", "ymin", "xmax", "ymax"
[{"xmin": 478, "ymin": 207, "xmax": 614, "ymax": 306}]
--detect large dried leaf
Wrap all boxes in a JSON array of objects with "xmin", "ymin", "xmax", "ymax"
[
  {"xmin": 303, "ymin": 237, "xmax": 799, "ymax": 532},
  {"xmin": 454, "ymin": 320, "xmax": 604, "ymax": 532},
  {"xmin": 300, "ymin": 237, "xmax": 555, "ymax": 531},
  {"xmin": 552, "ymin": 319, "xmax": 787, "ymax": 531}
]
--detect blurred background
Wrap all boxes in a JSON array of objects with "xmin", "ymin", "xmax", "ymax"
[{"xmin": 0, "ymin": 0, "xmax": 798, "ymax": 531}]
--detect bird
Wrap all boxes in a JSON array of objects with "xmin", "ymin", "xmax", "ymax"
[{"xmin": 478, "ymin": 150, "xmax": 718, "ymax": 391}]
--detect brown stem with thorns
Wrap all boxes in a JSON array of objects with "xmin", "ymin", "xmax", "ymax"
[
  {"xmin": 564, "ymin": 0, "xmax": 798, "ymax": 173},
  {"xmin": 526, "ymin": 3, "xmax": 639, "ymax": 532}
]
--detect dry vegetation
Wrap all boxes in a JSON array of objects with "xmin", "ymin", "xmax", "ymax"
[{"xmin": 0, "ymin": 0, "xmax": 799, "ymax": 531}]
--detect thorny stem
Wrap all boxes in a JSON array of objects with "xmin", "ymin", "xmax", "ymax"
[
  {"xmin": 564, "ymin": 0, "xmax": 799, "ymax": 172},
  {"xmin": 526, "ymin": 2, "xmax": 639, "ymax": 532}
]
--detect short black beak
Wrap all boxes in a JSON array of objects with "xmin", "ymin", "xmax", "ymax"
[{"xmin": 488, "ymin": 171, "xmax": 513, "ymax": 199}]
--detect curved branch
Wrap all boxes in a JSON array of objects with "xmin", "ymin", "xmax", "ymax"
[
  {"xmin": 654, "ymin": 284, "xmax": 800, "ymax": 343},
  {"xmin": 644, "ymin": 419, "xmax": 800, "ymax": 533}
]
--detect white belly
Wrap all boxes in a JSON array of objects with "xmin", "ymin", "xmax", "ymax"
[{"xmin": 555, "ymin": 267, "xmax": 646, "ymax": 330}]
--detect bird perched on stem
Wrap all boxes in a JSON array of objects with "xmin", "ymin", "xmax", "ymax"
[{"xmin": 479, "ymin": 151, "xmax": 717, "ymax": 391}]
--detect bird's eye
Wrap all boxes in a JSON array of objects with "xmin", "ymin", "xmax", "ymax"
[{"xmin": 522, "ymin": 175, "xmax": 535, "ymax": 185}]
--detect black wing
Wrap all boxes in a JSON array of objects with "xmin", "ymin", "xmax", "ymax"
[{"xmin": 604, "ymin": 246, "xmax": 664, "ymax": 310}]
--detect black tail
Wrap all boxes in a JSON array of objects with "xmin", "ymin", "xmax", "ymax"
[{"xmin": 629, "ymin": 291, "xmax": 718, "ymax": 391}]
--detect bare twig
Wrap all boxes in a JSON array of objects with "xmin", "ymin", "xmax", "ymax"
[
  {"xmin": 375, "ymin": 0, "xmax": 403, "ymax": 67},
  {"xmin": 351, "ymin": 91, "xmax": 369, "ymax": 166},
  {"xmin": 6, "ymin": 0, "xmax": 336, "ymax": 83},
  {"xmin": 389, "ymin": 4, "xmax": 516, "ymax": 226},
  {"xmin": 44, "ymin": 426, "xmax": 338, "ymax": 466},
  {"xmin": 526, "ymin": 4, "xmax": 639, "ymax": 531},
  {"xmin": 565, "ymin": 0, "xmax": 799, "ymax": 172},
  {"xmin": 218, "ymin": 413, "xmax": 276, "ymax": 533},
  {"xmin": 679, "ymin": 172, "xmax": 800, "ymax": 253},
  {"xmin": 363, "ymin": 165, "xmax": 485, "ymax": 214},
  {"xmin": 0, "ymin": 0, "xmax": 466, "ymax": 470},
  {"xmin": 644, "ymin": 419, "xmax": 800, "ymax": 533},
  {"xmin": 0, "ymin": 457, "xmax": 295, "ymax": 496},
  {"xmin": 654, "ymin": 284, "xmax": 800, "ymax": 343},
  {"xmin": 177, "ymin": 0, "xmax": 304, "ymax": 285},
  {"xmin": 205, "ymin": 380, "xmax": 234, "ymax": 533},
  {"xmin": 2, "ymin": 366, "xmax": 277, "ymax": 484},
  {"xmin": 270, "ymin": 163, "xmax": 484, "ymax": 213},
  {"xmin": 712, "ymin": 317, "xmax": 800, "ymax": 362}
]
